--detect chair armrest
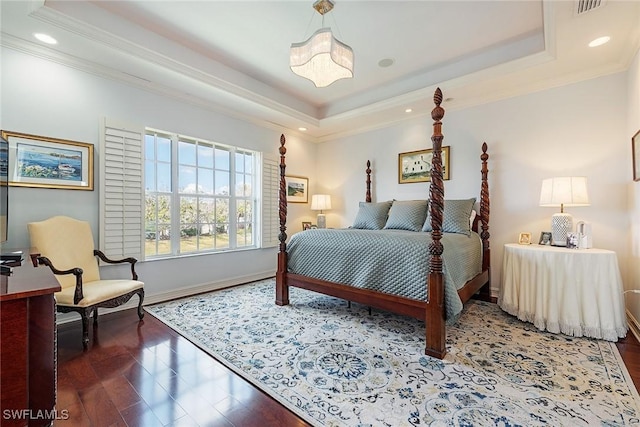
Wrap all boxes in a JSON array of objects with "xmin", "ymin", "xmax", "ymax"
[
  {"xmin": 93, "ymin": 250, "xmax": 139, "ymax": 280},
  {"xmin": 37, "ymin": 256, "xmax": 84, "ymax": 304}
]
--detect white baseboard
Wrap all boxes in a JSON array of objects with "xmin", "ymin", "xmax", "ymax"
[
  {"xmin": 56, "ymin": 270, "xmax": 276, "ymax": 325},
  {"xmin": 626, "ymin": 309, "xmax": 640, "ymax": 343}
]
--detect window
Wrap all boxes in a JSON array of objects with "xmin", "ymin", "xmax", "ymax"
[
  {"xmin": 99, "ymin": 118, "xmax": 278, "ymax": 262},
  {"xmin": 144, "ymin": 131, "xmax": 258, "ymax": 258}
]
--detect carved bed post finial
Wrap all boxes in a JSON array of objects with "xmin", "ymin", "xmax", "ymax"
[
  {"xmin": 479, "ymin": 142, "xmax": 491, "ymax": 295},
  {"xmin": 433, "ymin": 87, "xmax": 443, "ymax": 107},
  {"xmin": 429, "ymin": 87, "xmax": 445, "ymax": 273},
  {"xmin": 426, "ymin": 87, "xmax": 446, "ymax": 359},
  {"xmin": 365, "ymin": 160, "xmax": 372, "ymax": 203},
  {"xmin": 276, "ymin": 134, "xmax": 289, "ymax": 306}
]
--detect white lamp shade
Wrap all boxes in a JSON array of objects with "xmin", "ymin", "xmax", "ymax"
[
  {"xmin": 539, "ymin": 177, "xmax": 590, "ymax": 208},
  {"xmin": 311, "ymin": 194, "xmax": 332, "ymax": 211},
  {"xmin": 290, "ymin": 28, "xmax": 354, "ymax": 88}
]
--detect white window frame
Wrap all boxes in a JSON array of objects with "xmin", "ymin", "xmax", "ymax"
[{"xmin": 100, "ymin": 119, "xmax": 279, "ymax": 261}]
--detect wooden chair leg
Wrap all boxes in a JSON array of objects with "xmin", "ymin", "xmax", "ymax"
[
  {"xmin": 137, "ymin": 289, "xmax": 145, "ymax": 320},
  {"xmin": 93, "ymin": 307, "xmax": 98, "ymax": 326},
  {"xmin": 80, "ymin": 309, "xmax": 90, "ymax": 350}
]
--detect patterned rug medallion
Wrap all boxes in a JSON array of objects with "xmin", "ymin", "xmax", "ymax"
[{"xmin": 146, "ymin": 279, "xmax": 640, "ymax": 426}]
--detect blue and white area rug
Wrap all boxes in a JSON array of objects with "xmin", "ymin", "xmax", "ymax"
[{"xmin": 146, "ymin": 279, "xmax": 640, "ymax": 426}]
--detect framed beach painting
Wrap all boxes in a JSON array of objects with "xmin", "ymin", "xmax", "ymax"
[
  {"xmin": 1, "ymin": 130, "xmax": 94, "ymax": 190},
  {"xmin": 285, "ymin": 175, "xmax": 308, "ymax": 203},
  {"xmin": 398, "ymin": 146, "xmax": 450, "ymax": 184}
]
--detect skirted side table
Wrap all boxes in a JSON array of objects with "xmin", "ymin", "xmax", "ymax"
[{"xmin": 499, "ymin": 243, "xmax": 627, "ymax": 341}]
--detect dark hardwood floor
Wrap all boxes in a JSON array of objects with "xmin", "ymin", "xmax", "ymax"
[
  {"xmin": 55, "ymin": 307, "xmax": 640, "ymax": 427},
  {"xmin": 55, "ymin": 309, "xmax": 310, "ymax": 427}
]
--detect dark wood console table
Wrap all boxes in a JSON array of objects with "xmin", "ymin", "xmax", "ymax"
[{"xmin": 1, "ymin": 252, "xmax": 60, "ymax": 427}]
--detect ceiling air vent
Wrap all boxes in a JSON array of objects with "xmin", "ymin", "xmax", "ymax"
[{"xmin": 575, "ymin": 0, "xmax": 607, "ymax": 15}]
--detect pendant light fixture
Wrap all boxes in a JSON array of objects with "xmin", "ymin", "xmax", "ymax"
[{"xmin": 290, "ymin": 0, "xmax": 354, "ymax": 88}]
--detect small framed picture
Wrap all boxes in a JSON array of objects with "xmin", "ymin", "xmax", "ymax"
[
  {"xmin": 566, "ymin": 232, "xmax": 579, "ymax": 249},
  {"xmin": 302, "ymin": 221, "xmax": 312, "ymax": 230},
  {"xmin": 285, "ymin": 175, "xmax": 308, "ymax": 203},
  {"xmin": 538, "ymin": 231, "xmax": 552, "ymax": 245},
  {"xmin": 518, "ymin": 232, "xmax": 532, "ymax": 245}
]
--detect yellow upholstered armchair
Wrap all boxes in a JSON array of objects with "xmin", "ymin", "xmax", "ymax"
[{"xmin": 28, "ymin": 216, "xmax": 144, "ymax": 349}]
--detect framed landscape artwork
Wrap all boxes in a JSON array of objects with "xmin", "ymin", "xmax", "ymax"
[
  {"xmin": 633, "ymin": 129, "xmax": 640, "ymax": 182},
  {"xmin": 285, "ymin": 175, "xmax": 308, "ymax": 203},
  {"xmin": 1, "ymin": 130, "xmax": 94, "ymax": 190},
  {"xmin": 398, "ymin": 146, "xmax": 450, "ymax": 184}
]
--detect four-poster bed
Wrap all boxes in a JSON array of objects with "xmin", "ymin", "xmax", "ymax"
[{"xmin": 275, "ymin": 88, "xmax": 491, "ymax": 359}]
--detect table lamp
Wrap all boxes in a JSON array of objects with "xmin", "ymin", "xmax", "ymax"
[
  {"xmin": 539, "ymin": 177, "xmax": 589, "ymax": 246},
  {"xmin": 311, "ymin": 194, "xmax": 332, "ymax": 229}
]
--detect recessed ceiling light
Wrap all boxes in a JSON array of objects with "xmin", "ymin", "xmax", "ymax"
[
  {"xmin": 588, "ymin": 36, "xmax": 610, "ymax": 47},
  {"xmin": 298, "ymin": 127, "xmax": 307, "ymax": 132},
  {"xmin": 34, "ymin": 33, "xmax": 57, "ymax": 45},
  {"xmin": 378, "ymin": 58, "xmax": 394, "ymax": 68},
  {"xmin": 405, "ymin": 108, "xmax": 412, "ymax": 113}
]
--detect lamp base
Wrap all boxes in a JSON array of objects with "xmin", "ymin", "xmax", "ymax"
[
  {"xmin": 551, "ymin": 212, "xmax": 573, "ymax": 246},
  {"xmin": 317, "ymin": 213, "xmax": 326, "ymax": 229}
]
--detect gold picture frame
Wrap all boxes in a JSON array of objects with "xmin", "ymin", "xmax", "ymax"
[
  {"xmin": 1, "ymin": 130, "xmax": 94, "ymax": 190},
  {"xmin": 518, "ymin": 232, "xmax": 532, "ymax": 245},
  {"xmin": 398, "ymin": 146, "xmax": 450, "ymax": 184},
  {"xmin": 285, "ymin": 175, "xmax": 308, "ymax": 203}
]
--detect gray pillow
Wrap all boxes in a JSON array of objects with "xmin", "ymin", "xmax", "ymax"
[
  {"xmin": 422, "ymin": 198, "xmax": 476, "ymax": 235},
  {"xmin": 383, "ymin": 200, "xmax": 428, "ymax": 231},
  {"xmin": 352, "ymin": 201, "xmax": 393, "ymax": 230}
]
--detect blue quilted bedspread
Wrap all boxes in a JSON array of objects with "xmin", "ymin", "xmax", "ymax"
[{"xmin": 287, "ymin": 228, "xmax": 482, "ymax": 321}]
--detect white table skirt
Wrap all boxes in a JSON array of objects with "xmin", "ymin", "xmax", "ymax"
[{"xmin": 498, "ymin": 244, "xmax": 627, "ymax": 341}]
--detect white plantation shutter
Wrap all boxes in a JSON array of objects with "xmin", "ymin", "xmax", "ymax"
[
  {"xmin": 261, "ymin": 154, "xmax": 279, "ymax": 248},
  {"xmin": 99, "ymin": 118, "xmax": 144, "ymax": 260}
]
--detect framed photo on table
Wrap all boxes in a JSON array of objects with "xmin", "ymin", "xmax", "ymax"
[
  {"xmin": 1, "ymin": 130, "xmax": 94, "ymax": 190},
  {"xmin": 518, "ymin": 232, "xmax": 532, "ymax": 245},
  {"xmin": 538, "ymin": 231, "xmax": 552, "ymax": 245}
]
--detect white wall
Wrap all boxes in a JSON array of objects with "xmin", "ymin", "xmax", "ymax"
[
  {"xmin": 0, "ymin": 47, "xmax": 317, "ymax": 303},
  {"xmin": 318, "ymin": 73, "xmax": 630, "ymax": 295},
  {"xmin": 3, "ymin": 44, "xmax": 636, "ymax": 327},
  {"xmin": 627, "ymin": 48, "xmax": 640, "ymax": 331}
]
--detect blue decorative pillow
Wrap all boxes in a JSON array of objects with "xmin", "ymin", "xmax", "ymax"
[
  {"xmin": 352, "ymin": 201, "xmax": 393, "ymax": 230},
  {"xmin": 422, "ymin": 198, "xmax": 476, "ymax": 235},
  {"xmin": 383, "ymin": 200, "xmax": 428, "ymax": 232}
]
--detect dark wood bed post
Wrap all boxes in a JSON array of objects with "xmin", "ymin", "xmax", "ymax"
[
  {"xmin": 275, "ymin": 134, "xmax": 289, "ymax": 306},
  {"xmin": 425, "ymin": 88, "xmax": 446, "ymax": 359},
  {"xmin": 478, "ymin": 142, "xmax": 491, "ymax": 300},
  {"xmin": 365, "ymin": 160, "xmax": 372, "ymax": 203}
]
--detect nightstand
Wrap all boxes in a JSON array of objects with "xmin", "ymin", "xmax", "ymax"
[{"xmin": 498, "ymin": 243, "xmax": 627, "ymax": 341}]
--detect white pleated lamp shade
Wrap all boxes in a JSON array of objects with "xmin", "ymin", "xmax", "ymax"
[
  {"xmin": 539, "ymin": 177, "xmax": 590, "ymax": 208},
  {"xmin": 311, "ymin": 194, "xmax": 332, "ymax": 211}
]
